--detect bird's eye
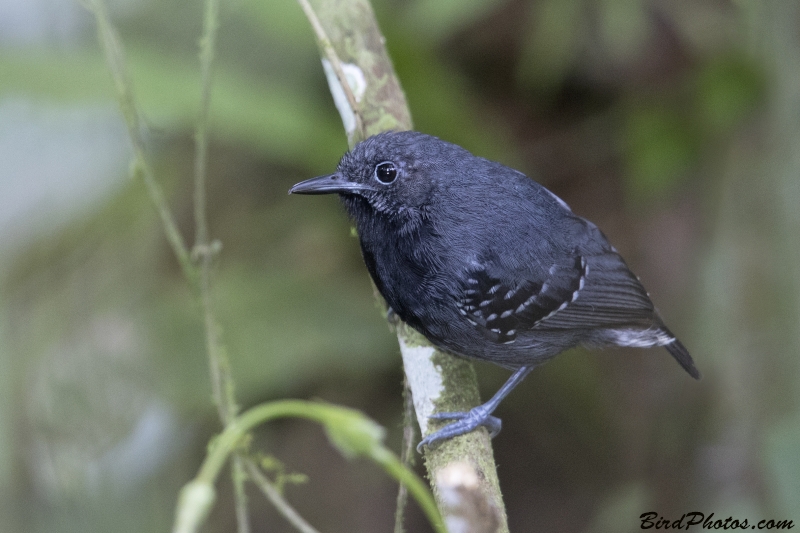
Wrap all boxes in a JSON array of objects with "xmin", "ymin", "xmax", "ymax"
[{"xmin": 374, "ymin": 161, "xmax": 398, "ymax": 184}]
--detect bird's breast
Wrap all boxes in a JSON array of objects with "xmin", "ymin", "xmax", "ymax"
[{"xmin": 358, "ymin": 219, "xmax": 456, "ymax": 325}]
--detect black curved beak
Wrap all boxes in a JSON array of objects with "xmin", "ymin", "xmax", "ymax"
[{"xmin": 289, "ymin": 173, "xmax": 372, "ymax": 195}]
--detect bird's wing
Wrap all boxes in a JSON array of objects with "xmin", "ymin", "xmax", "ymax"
[{"xmin": 456, "ymin": 248, "xmax": 656, "ymax": 344}]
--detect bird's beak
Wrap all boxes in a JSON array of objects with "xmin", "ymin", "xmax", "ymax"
[{"xmin": 289, "ymin": 173, "xmax": 372, "ymax": 195}]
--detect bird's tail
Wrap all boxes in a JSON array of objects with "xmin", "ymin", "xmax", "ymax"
[{"xmin": 662, "ymin": 332, "xmax": 701, "ymax": 379}]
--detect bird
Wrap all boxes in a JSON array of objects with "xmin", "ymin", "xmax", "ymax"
[{"xmin": 289, "ymin": 130, "xmax": 700, "ymax": 450}]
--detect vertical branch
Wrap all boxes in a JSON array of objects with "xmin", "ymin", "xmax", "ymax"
[
  {"xmin": 191, "ymin": 1, "xmax": 251, "ymax": 531},
  {"xmin": 87, "ymin": 0, "xmax": 254, "ymax": 530},
  {"xmin": 298, "ymin": 1, "xmax": 508, "ymax": 531},
  {"xmin": 231, "ymin": 456, "xmax": 252, "ymax": 533},
  {"xmin": 193, "ymin": 0, "xmax": 218, "ymax": 252},
  {"xmin": 191, "ymin": 0, "xmax": 237, "ymax": 433}
]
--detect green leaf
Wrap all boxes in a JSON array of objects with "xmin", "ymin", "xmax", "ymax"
[{"xmin": 322, "ymin": 408, "xmax": 386, "ymax": 459}]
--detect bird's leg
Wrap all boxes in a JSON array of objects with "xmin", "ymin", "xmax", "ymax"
[{"xmin": 417, "ymin": 365, "xmax": 535, "ymax": 451}]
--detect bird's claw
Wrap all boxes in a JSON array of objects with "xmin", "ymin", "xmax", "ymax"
[
  {"xmin": 416, "ymin": 408, "xmax": 502, "ymax": 452},
  {"xmin": 428, "ymin": 411, "xmax": 467, "ymax": 421}
]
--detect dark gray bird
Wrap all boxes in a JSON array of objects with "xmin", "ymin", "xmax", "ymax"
[{"xmin": 290, "ymin": 131, "xmax": 699, "ymax": 450}]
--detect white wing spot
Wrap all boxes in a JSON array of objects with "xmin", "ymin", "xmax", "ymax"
[
  {"xmin": 569, "ymin": 255, "xmax": 588, "ymax": 303},
  {"xmin": 542, "ymin": 300, "xmax": 570, "ymax": 321}
]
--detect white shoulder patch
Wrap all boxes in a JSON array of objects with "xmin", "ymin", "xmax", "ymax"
[{"xmin": 546, "ymin": 189, "xmax": 572, "ymax": 212}]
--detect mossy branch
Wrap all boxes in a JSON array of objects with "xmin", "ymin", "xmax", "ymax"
[{"xmin": 299, "ymin": 1, "xmax": 509, "ymax": 531}]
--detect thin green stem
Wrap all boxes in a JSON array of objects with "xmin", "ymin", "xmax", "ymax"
[
  {"xmin": 193, "ymin": 0, "xmax": 219, "ymax": 253},
  {"xmin": 184, "ymin": 400, "xmax": 444, "ymax": 533},
  {"xmin": 373, "ymin": 447, "xmax": 443, "ymax": 533},
  {"xmin": 88, "ymin": 0, "xmax": 253, "ymax": 529},
  {"xmin": 393, "ymin": 376, "xmax": 416, "ymax": 533},
  {"xmin": 196, "ymin": 402, "xmax": 330, "ymax": 483},
  {"xmin": 193, "ymin": 0, "xmax": 236, "ymax": 426},
  {"xmin": 231, "ymin": 457, "xmax": 250, "ymax": 533},
  {"xmin": 244, "ymin": 460, "xmax": 322, "ymax": 533},
  {"xmin": 192, "ymin": 0, "xmax": 250, "ymax": 530},
  {"xmin": 87, "ymin": 0, "xmax": 197, "ymax": 289}
]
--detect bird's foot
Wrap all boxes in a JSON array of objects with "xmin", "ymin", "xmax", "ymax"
[{"xmin": 416, "ymin": 406, "xmax": 502, "ymax": 452}]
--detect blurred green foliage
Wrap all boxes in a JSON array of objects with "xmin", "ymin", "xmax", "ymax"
[{"xmin": 1, "ymin": 0, "xmax": 797, "ymax": 532}]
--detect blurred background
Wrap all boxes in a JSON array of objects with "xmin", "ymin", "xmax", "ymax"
[{"xmin": 1, "ymin": 0, "xmax": 798, "ymax": 531}]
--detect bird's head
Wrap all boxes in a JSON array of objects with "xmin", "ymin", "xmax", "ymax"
[{"xmin": 290, "ymin": 131, "xmax": 471, "ymax": 230}]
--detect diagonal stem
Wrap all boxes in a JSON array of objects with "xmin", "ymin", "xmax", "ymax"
[
  {"xmin": 87, "ymin": 0, "xmax": 198, "ymax": 290},
  {"xmin": 244, "ymin": 459, "xmax": 321, "ymax": 533}
]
